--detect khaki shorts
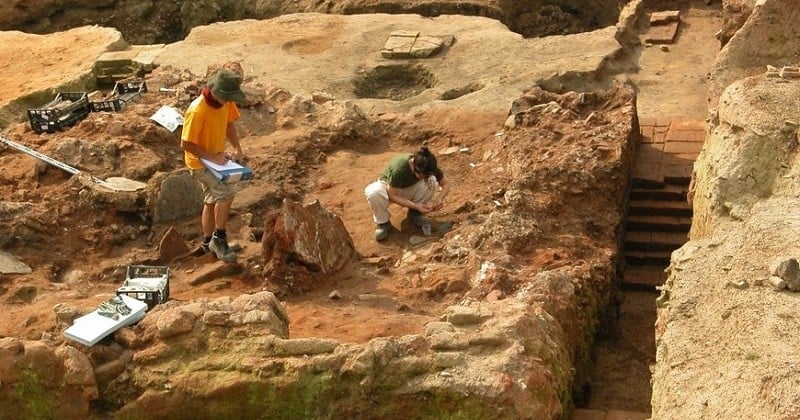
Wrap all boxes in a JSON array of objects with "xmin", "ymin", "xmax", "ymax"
[{"xmin": 191, "ymin": 168, "xmax": 236, "ymax": 204}]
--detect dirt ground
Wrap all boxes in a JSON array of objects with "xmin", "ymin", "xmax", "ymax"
[{"xmin": 0, "ymin": 0, "xmax": 723, "ymax": 414}]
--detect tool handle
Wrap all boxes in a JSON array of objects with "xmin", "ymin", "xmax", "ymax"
[{"xmin": 0, "ymin": 135, "xmax": 82, "ymax": 175}]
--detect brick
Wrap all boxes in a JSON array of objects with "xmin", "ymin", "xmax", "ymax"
[
  {"xmin": 663, "ymin": 141, "xmax": 703, "ymax": 154},
  {"xmin": 650, "ymin": 10, "xmax": 680, "ymax": 24},
  {"xmin": 665, "ymin": 129, "xmax": 706, "ymax": 143},
  {"xmin": 683, "ymin": 129, "xmax": 707, "ymax": 142},
  {"xmin": 654, "ymin": 117, "xmax": 671, "ymax": 127},
  {"xmin": 669, "ymin": 119, "xmax": 705, "ymax": 131},
  {"xmin": 644, "ymin": 21, "xmax": 679, "ymax": 44}
]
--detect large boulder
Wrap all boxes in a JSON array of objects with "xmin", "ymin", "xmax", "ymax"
[{"xmin": 262, "ymin": 199, "xmax": 355, "ymax": 293}]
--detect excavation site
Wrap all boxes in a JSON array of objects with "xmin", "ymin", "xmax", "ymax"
[{"xmin": 2, "ymin": 0, "xmax": 799, "ymax": 419}]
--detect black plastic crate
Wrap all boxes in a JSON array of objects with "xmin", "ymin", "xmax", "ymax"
[
  {"xmin": 116, "ymin": 265, "xmax": 170, "ymax": 309},
  {"xmin": 90, "ymin": 79, "xmax": 148, "ymax": 112},
  {"xmin": 28, "ymin": 92, "xmax": 90, "ymax": 133}
]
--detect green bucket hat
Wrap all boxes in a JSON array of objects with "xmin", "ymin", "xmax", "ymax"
[{"xmin": 208, "ymin": 69, "xmax": 246, "ymax": 104}]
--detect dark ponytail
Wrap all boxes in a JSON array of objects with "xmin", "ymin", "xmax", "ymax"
[{"xmin": 413, "ymin": 146, "xmax": 437, "ymax": 176}]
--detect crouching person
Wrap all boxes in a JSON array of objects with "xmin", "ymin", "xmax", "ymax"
[{"xmin": 364, "ymin": 146, "xmax": 450, "ymax": 241}]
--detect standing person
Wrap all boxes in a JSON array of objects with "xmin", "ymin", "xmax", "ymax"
[
  {"xmin": 181, "ymin": 69, "xmax": 246, "ymax": 262},
  {"xmin": 364, "ymin": 146, "xmax": 451, "ymax": 241}
]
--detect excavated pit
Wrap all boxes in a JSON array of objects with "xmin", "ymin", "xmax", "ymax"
[{"xmin": 352, "ymin": 64, "xmax": 436, "ymax": 101}]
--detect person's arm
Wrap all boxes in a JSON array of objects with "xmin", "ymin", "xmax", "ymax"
[
  {"xmin": 387, "ymin": 186, "xmax": 432, "ymax": 213},
  {"xmin": 429, "ymin": 176, "xmax": 450, "ymax": 209},
  {"xmin": 226, "ymin": 122, "xmax": 244, "ymax": 162},
  {"xmin": 181, "ymin": 140, "xmax": 228, "ymax": 165}
]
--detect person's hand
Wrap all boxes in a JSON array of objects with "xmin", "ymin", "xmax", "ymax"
[
  {"xmin": 231, "ymin": 149, "xmax": 244, "ymax": 164},
  {"xmin": 416, "ymin": 203, "xmax": 433, "ymax": 213},
  {"xmin": 210, "ymin": 152, "xmax": 228, "ymax": 165}
]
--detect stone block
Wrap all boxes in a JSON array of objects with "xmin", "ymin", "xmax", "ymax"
[
  {"xmin": 649, "ymin": 10, "xmax": 680, "ymax": 25},
  {"xmin": 644, "ymin": 21, "xmax": 679, "ymax": 44},
  {"xmin": 382, "ymin": 31, "xmax": 418, "ymax": 58}
]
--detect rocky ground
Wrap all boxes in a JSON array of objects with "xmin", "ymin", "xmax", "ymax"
[{"xmin": 1, "ymin": 0, "xmax": 773, "ymax": 418}]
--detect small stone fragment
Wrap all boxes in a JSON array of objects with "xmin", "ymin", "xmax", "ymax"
[
  {"xmin": 768, "ymin": 276, "xmax": 788, "ymax": 290},
  {"xmin": 724, "ymin": 280, "xmax": 749, "ymax": 290}
]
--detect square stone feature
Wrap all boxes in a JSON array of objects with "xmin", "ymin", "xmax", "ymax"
[
  {"xmin": 382, "ymin": 31, "xmax": 418, "ymax": 57},
  {"xmin": 382, "ymin": 31, "xmax": 452, "ymax": 59},
  {"xmin": 644, "ymin": 11, "xmax": 680, "ymax": 45},
  {"xmin": 650, "ymin": 10, "xmax": 680, "ymax": 25},
  {"xmin": 644, "ymin": 21, "xmax": 679, "ymax": 44}
]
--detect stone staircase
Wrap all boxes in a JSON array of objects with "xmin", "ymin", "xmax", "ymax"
[
  {"xmin": 620, "ymin": 118, "xmax": 702, "ymax": 289},
  {"xmin": 572, "ymin": 119, "xmax": 704, "ymax": 420}
]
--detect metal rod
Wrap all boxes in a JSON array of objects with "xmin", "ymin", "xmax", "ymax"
[{"xmin": 0, "ymin": 135, "xmax": 83, "ymax": 175}]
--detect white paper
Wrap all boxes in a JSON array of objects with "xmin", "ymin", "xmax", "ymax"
[
  {"xmin": 150, "ymin": 105, "xmax": 184, "ymax": 132},
  {"xmin": 200, "ymin": 157, "xmax": 246, "ymax": 172}
]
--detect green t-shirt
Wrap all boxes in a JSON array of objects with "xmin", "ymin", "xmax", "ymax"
[{"xmin": 380, "ymin": 154, "xmax": 444, "ymax": 188}]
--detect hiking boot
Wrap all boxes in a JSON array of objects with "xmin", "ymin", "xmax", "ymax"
[
  {"xmin": 204, "ymin": 241, "xmax": 241, "ymax": 254},
  {"xmin": 374, "ymin": 222, "xmax": 390, "ymax": 241},
  {"xmin": 407, "ymin": 209, "xmax": 429, "ymax": 227},
  {"xmin": 209, "ymin": 236, "xmax": 237, "ymax": 262}
]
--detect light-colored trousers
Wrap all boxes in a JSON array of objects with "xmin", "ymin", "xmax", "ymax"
[{"xmin": 364, "ymin": 177, "xmax": 438, "ymax": 224}]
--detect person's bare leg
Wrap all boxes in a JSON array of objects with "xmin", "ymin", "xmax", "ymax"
[
  {"xmin": 201, "ymin": 203, "xmax": 215, "ymax": 237},
  {"xmin": 214, "ymin": 198, "xmax": 233, "ymax": 230}
]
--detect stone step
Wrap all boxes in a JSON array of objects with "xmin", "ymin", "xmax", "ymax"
[
  {"xmin": 625, "ymin": 249, "xmax": 673, "ymax": 266},
  {"xmin": 624, "ymin": 231, "xmax": 687, "ymax": 251},
  {"xmin": 630, "ymin": 184, "xmax": 687, "ymax": 201},
  {"xmin": 621, "ymin": 265, "xmax": 667, "ymax": 288},
  {"xmin": 627, "ymin": 214, "xmax": 692, "ymax": 232},
  {"xmin": 572, "ymin": 408, "xmax": 651, "ymax": 420},
  {"xmin": 632, "ymin": 175, "xmax": 664, "ymax": 189},
  {"xmin": 629, "ymin": 199, "xmax": 692, "ymax": 217}
]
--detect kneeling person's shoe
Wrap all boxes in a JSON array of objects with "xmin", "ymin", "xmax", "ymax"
[
  {"xmin": 374, "ymin": 222, "xmax": 390, "ymax": 241},
  {"xmin": 209, "ymin": 236, "xmax": 237, "ymax": 262},
  {"xmin": 407, "ymin": 209, "xmax": 429, "ymax": 227}
]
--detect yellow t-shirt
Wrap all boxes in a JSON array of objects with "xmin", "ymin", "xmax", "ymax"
[{"xmin": 181, "ymin": 95, "xmax": 241, "ymax": 170}]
